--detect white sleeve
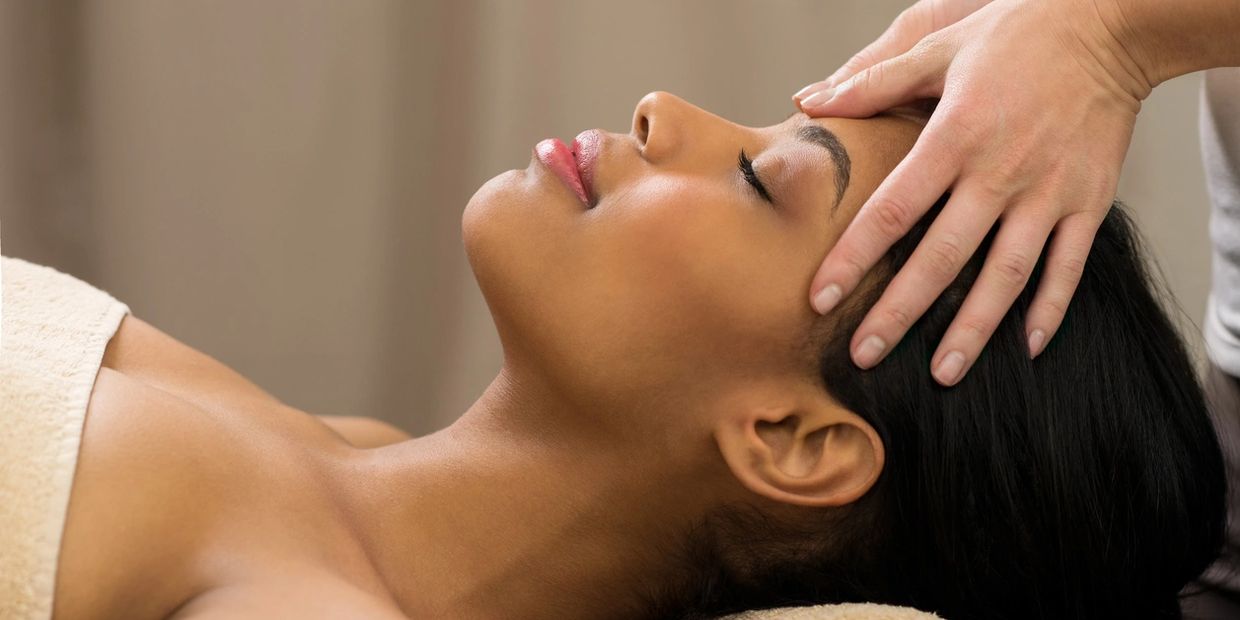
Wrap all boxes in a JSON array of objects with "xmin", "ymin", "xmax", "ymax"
[{"xmin": 1202, "ymin": 67, "xmax": 1240, "ymax": 377}]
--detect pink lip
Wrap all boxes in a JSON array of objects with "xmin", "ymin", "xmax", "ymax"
[
  {"xmin": 535, "ymin": 138, "xmax": 590, "ymax": 206},
  {"xmin": 535, "ymin": 130, "xmax": 601, "ymax": 208},
  {"xmin": 572, "ymin": 129, "xmax": 600, "ymax": 208}
]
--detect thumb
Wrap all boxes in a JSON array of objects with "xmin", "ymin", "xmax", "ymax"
[{"xmin": 801, "ymin": 41, "xmax": 947, "ymax": 119}]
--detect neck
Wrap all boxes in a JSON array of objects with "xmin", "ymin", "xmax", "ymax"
[{"xmin": 329, "ymin": 367, "xmax": 724, "ymax": 619}]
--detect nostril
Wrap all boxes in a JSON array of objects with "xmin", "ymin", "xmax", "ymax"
[{"xmin": 632, "ymin": 92, "xmax": 665, "ymax": 154}]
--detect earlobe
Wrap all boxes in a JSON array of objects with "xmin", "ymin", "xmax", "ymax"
[{"xmin": 715, "ymin": 395, "xmax": 884, "ymax": 509}]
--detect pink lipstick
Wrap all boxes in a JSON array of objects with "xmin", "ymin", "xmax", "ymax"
[
  {"xmin": 572, "ymin": 130, "xmax": 600, "ymax": 207},
  {"xmin": 535, "ymin": 138, "xmax": 590, "ymax": 206}
]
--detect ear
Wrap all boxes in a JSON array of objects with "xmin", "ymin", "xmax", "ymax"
[{"xmin": 713, "ymin": 382, "xmax": 884, "ymax": 508}]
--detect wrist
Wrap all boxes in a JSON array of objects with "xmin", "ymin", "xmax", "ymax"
[{"xmin": 1096, "ymin": 0, "xmax": 1240, "ymax": 87}]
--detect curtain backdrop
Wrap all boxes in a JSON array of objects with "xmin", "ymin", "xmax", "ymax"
[{"xmin": 0, "ymin": 0, "xmax": 1211, "ymax": 434}]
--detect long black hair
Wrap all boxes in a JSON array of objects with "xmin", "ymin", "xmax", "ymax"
[{"xmin": 638, "ymin": 198, "xmax": 1226, "ymax": 619}]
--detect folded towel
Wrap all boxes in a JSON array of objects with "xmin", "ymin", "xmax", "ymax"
[
  {"xmin": 0, "ymin": 256, "xmax": 130, "ymax": 620},
  {"xmin": 721, "ymin": 603, "xmax": 941, "ymax": 620}
]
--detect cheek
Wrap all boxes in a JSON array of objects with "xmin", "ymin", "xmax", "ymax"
[
  {"xmin": 463, "ymin": 169, "xmax": 820, "ymax": 408},
  {"xmin": 564, "ymin": 178, "xmax": 812, "ymax": 373}
]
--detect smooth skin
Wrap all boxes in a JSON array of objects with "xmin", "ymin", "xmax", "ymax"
[
  {"xmin": 795, "ymin": 0, "xmax": 1240, "ymax": 386},
  {"xmin": 52, "ymin": 94, "xmax": 925, "ymax": 619},
  {"xmin": 56, "ymin": 315, "xmax": 413, "ymax": 619}
]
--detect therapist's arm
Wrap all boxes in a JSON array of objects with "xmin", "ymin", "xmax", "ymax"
[{"xmin": 793, "ymin": 0, "xmax": 1240, "ymax": 386}]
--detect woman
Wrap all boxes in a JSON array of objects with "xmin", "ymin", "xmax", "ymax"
[{"xmin": 1, "ymin": 92, "xmax": 1223, "ymax": 619}]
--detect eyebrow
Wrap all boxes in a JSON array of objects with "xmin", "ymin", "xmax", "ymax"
[{"xmin": 794, "ymin": 121, "xmax": 851, "ymax": 214}]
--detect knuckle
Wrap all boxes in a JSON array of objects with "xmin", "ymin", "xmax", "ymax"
[
  {"xmin": 838, "ymin": 251, "xmax": 871, "ymax": 286},
  {"xmin": 908, "ymin": 31, "xmax": 943, "ymax": 58},
  {"xmin": 868, "ymin": 195, "xmax": 918, "ymax": 237},
  {"xmin": 922, "ymin": 29, "xmax": 947, "ymax": 53},
  {"xmin": 844, "ymin": 50, "xmax": 874, "ymax": 74},
  {"xmin": 906, "ymin": 32, "xmax": 951, "ymax": 82},
  {"xmin": 992, "ymin": 250, "xmax": 1034, "ymax": 288},
  {"xmin": 922, "ymin": 0, "xmax": 946, "ymax": 30},
  {"xmin": 1058, "ymin": 253, "xmax": 1088, "ymax": 280},
  {"xmin": 924, "ymin": 233, "xmax": 968, "ymax": 280},
  {"xmin": 956, "ymin": 314, "xmax": 995, "ymax": 341},
  {"xmin": 891, "ymin": 6, "xmax": 920, "ymax": 34},
  {"xmin": 858, "ymin": 62, "xmax": 887, "ymax": 91},
  {"xmin": 939, "ymin": 106, "xmax": 988, "ymax": 148},
  {"xmin": 880, "ymin": 304, "xmax": 916, "ymax": 331},
  {"xmin": 920, "ymin": 112, "xmax": 981, "ymax": 166},
  {"xmin": 1039, "ymin": 296, "xmax": 1071, "ymax": 322},
  {"xmin": 976, "ymin": 175, "xmax": 1010, "ymax": 204}
]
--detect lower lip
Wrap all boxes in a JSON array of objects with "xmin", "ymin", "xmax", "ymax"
[{"xmin": 535, "ymin": 138, "xmax": 590, "ymax": 206}]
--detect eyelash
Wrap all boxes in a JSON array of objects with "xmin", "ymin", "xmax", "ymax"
[{"xmin": 738, "ymin": 150, "xmax": 773, "ymax": 204}]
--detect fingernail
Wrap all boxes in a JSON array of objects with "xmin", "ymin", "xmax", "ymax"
[
  {"xmin": 812, "ymin": 284, "xmax": 842, "ymax": 315},
  {"xmin": 792, "ymin": 83, "xmax": 822, "ymax": 101},
  {"xmin": 854, "ymin": 335, "xmax": 887, "ymax": 368},
  {"xmin": 933, "ymin": 351, "xmax": 966, "ymax": 385},
  {"xmin": 800, "ymin": 88, "xmax": 836, "ymax": 109},
  {"xmin": 1028, "ymin": 329, "xmax": 1046, "ymax": 358}
]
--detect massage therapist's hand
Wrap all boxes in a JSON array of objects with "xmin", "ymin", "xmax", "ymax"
[
  {"xmin": 794, "ymin": 0, "xmax": 1158, "ymax": 386},
  {"xmin": 796, "ymin": 0, "xmax": 1240, "ymax": 385}
]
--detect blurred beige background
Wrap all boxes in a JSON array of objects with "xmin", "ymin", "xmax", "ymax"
[{"xmin": 0, "ymin": 1, "xmax": 1212, "ymax": 435}]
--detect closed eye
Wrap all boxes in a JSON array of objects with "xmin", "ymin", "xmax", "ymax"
[{"xmin": 738, "ymin": 150, "xmax": 773, "ymax": 204}]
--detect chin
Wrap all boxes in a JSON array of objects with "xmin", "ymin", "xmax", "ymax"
[
  {"xmin": 462, "ymin": 183, "xmax": 603, "ymax": 395},
  {"xmin": 461, "ymin": 171, "xmax": 519, "ymax": 332},
  {"xmin": 462, "ymin": 169, "xmax": 524, "ymax": 263},
  {"xmin": 462, "ymin": 160, "xmax": 586, "ymax": 285},
  {"xmin": 461, "ymin": 168, "xmax": 563, "ymax": 353}
]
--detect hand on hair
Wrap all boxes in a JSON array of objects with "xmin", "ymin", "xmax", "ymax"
[{"xmin": 793, "ymin": 0, "xmax": 1153, "ymax": 386}]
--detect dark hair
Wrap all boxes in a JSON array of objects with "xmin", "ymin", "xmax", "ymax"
[{"xmin": 638, "ymin": 198, "xmax": 1226, "ymax": 619}]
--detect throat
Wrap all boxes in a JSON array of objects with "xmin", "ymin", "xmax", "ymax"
[{"xmin": 327, "ymin": 373, "xmax": 720, "ymax": 620}]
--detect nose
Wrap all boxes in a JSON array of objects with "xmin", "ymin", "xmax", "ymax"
[{"xmin": 631, "ymin": 91, "xmax": 685, "ymax": 162}]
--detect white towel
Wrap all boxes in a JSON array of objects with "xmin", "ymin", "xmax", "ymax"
[
  {"xmin": 722, "ymin": 603, "xmax": 941, "ymax": 620},
  {"xmin": 0, "ymin": 255, "xmax": 130, "ymax": 620}
]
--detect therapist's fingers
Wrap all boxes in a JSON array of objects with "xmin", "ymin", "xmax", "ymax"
[
  {"xmin": 820, "ymin": 5, "xmax": 936, "ymax": 90},
  {"xmin": 808, "ymin": 107, "xmax": 966, "ymax": 317},
  {"xmin": 1022, "ymin": 211, "xmax": 1102, "ymax": 358},
  {"xmin": 800, "ymin": 0, "xmax": 1143, "ymax": 385},
  {"xmin": 798, "ymin": 37, "xmax": 950, "ymax": 119},
  {"xmin": 927, "ymin": 208, "xmax": 1059, "ymax": 385},
  {"xmin": 818, "ymin": 0, "xmax": 993, "ymax": 90},
  {"xmin": 845, "ymin": 182, "xmax": 1005, "ymax": 370}
]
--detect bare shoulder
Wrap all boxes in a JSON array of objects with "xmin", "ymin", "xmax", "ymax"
[
  {"xmin": 104, "ymin": 314, "xmax": 415, "ymax": 449},
  {"xmin": 57, "ymin": 367, "xmax": 260, "ymax": 619},
  {"xmin": 317, "ymin": 415, "xmax": 414, "ymax": 448},
  {"xmin": 101, "ymin": 314, "xmax": 283, "ymax": 411},
  {"xmin": 169, "ymin": 577, "xmax": 408, "ymax": 620},
  {"xmin": 58, "ymin": 369, "xmax": 356, "ymax": 619}
]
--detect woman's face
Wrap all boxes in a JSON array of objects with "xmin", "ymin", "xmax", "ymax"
[{"xmin": 463, "ymin": 92, "xmax": 922, "ymax": 436}]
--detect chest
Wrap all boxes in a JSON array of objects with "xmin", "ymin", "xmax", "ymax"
[
  {"xmin": 51, "ymin": 368, "xmax": 320, "ymax": 619},
  {"xmin": 52, "ymin": 318, "xmax": 367, "ymax": 619}
]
